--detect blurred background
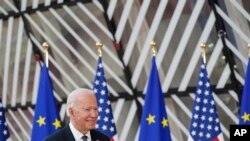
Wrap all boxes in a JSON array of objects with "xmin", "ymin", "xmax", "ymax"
[{"xmin": 0, "ymin": 0, "xmax": 250, "ymax": 140}]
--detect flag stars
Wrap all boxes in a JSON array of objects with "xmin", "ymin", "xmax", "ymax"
[
  {"xmin": 203, "ymin": 99, "xmax": 208, "ymax": 104},
  {"xmin": 3, "ymin": 129, "xmax": 8, "ymax": 135},
  {"xmin": 191, "ymin": 130, "xmax": 196, "ymax": 136},
  {"xmin": 102, "ymin": 125, "xmax": 107, "ymax": 130},
  {"xmin": 104, "ymin": 117, "xmax": 109, "ymax": 122},
  {"xmin": 99, "ymin": 98, "xmax": 104, "ymax": 104},
  {"xmin": 206, "ymin": 133, "xmax": 211, "ymax": 138},
  {"xmin": 53, "ymin": 119, "xmax": 61, "ymax": 129},
  {"xmin": 161, "ymin": 118, "xmax": 168, "ymax": 128},
  {"xmin": 95, "ymin": 80, "xmax": 99, "ymax": 85},
  {"xmin": 214, "ymin": 126, "xmax": 219, "ymax": 131},
  {"xmin": 192, "ymin": 122, "xmax": 198, "ymax": 128},
  {"xmin": 200, "ymin": 123, "xmax": 205, "ymax": 129},
  {"xmin": 215, "ymin": 118, "xmax": 219, "ymax": 123},
  {"xmin": 36, "ymin": 116, "xmax": 46, "ymax": 127},
  {"xmin": 105, "ymin": 108, "xmax": 110, "ymax": 114},
  {"xmin": 98, "ymin": 63, "xmax": 103, "ymax": 68},
  {"xmin": 199, "ymin": 132, "xmax": 203, "ymax": 137},
  {"xmin": 196, "ymin": 98, "xmax": 201, "ymax": 103},
  {"xmin": 208, "ymin": 116, "xmax": 213, "ymax": 122},
  {"xmin": 241, "ymin": 112, "xmax": 250, "ymax": 122},
  {"xmin": 97, "ymin": 72, "xmax": 102, "ymax": 76},
  {"xmin": 194, "ymin": 114, "xmax": 199, "ymax": 119},
  {"xmin": 93, "ymin": 88, "xmax": 98, "ymax": 94},
  {"xmin": 197, "ymin": 89, "xmax": 202, "ymax": 94},
  {"xmin": 102, "ymin": 82, "xmax": 106, "ymax": 87},
  {"xmin": 209, "ymin": 108, "xmax": 214, "ymax": 113},
  {"xmin": 146, "ymin": 114, "xmax": 155, "ymax": 125},
  {"xmin": 204, "ymin": 90, "xmax": 209, "ymax": 96},
  {"xmin": 207, "ymin": 125, "xmax": 212, "ymax": 130},
  {"xmin": 210, "ymin": 100, "xmax": 215, "ymax": 105},
  {"xmin": 106, "ymin": 100, "xmax": 110, "ymax": 105},
  {"xmin": 101, "ymin": 90, "xmax": 106, "ymax": 95},
  {"xmin": 110, "ymin": 127, "xmax": 115, "ymax": 132},
  {"xmin": 206, "ymin": 82, "xmax": 210, "ymax": 87},
  {"xmin": 98, "ymin": 107, "xmax": 102, "ymax": 112},
  {"xmin": 201, "ymin": 64, "xmax": 205, "ymax": 69},
  {"xmin": 201, "ymin": 115, "xmax": 206, "ymax": 121},
  {"xmin": 198, "ymin": 81, "xmax": 203, "ymax": 86},
  {"xmin": 199, "ymin": 72, "xmax": 204, "ymax": 78},
  {"xmin": 195, "ymin": 106, "xmax": 200, "ymax": 111},
  {"xmin": 202, "ymin": 107, "xmax": 207, "ymax": 112}
]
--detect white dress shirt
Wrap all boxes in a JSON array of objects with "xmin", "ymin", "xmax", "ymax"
[{"xmin": 69, "ymin": 122, "xmax": 91, "ymax": 141}]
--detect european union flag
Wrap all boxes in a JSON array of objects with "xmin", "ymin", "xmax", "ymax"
[
  {"xmin": 188, "ymin": 59, "xmax": 224, "ymax": 141},
  {"xmin": 93, "ymin": 57, "xmax": 118, "ymax": 140},
  {"xmin": 138, "ymin": 56, "xmax": 172, "ymax": 141},
  {"xmin": 31, "ymin": 64, "xmax": 62, "ymax": 141},
  {"xmin": 239, "ymin": 59, "xmax": 250, "ymax": 124},
  {"xmin": 0, "ymin": 98, "xmax": 10, "ymax": 141}
]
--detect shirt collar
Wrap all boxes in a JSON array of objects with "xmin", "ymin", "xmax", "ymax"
[{"xmin": 69, "ymin": 122, "xmax": 91, "ymax": 140}]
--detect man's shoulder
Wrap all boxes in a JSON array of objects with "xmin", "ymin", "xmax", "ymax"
[
  {"xmin": 91, "ymin": 130, "xmax": 110, "ymax": 140},
  {"xmin": 44, "ymin": 129, "xmax": 65, "ymax": 141},
  {"xmin": 44, "ymin": 126, "xmax": 72, "ymax": 141}
]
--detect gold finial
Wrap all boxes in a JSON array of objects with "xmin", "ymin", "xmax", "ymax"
[
  {"xmin": 200, "ymin": 42, "xmax": 207, "ymax": 64},
  {"xmin": 43, "ymin": 42, "xmax": 49, "ymax": 67},
  {"xmin": 248, "ymin": 44, "xmax": 250, "ymax": 58},
  {"xmin": 150, "ymin": 41, "xmax": 157, "ymax": 56},
  {"xmin": 96, "ymin": 41, "xmax": 103, "ymax": 57}
]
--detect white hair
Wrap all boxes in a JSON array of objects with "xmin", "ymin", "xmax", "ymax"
[{"xmin": 66, "ymin": 88, "xmax": 95, "ymax": 116}]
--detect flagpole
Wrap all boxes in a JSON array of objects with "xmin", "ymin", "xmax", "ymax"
[
  {"xmin": 150, "ymin": 41, "xmax": 157, "ymax": 56},
  {"xmin": 43, "ymin": 42, "xmax": 49, "ymax": 67},
  {"xmin": 96, "ymin": 41, "xmax": 103, "ymax": 57},
  {"xmin": 200, "ymin": 42, "xmax": 207, "ymax": 64}
]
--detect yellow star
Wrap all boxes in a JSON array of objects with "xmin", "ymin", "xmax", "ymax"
[
  {"xmin": 53, "ymin": 119, "xmax": 62, "ymax": 129},
  {"xmin": 241, "ymin": 112, "xmax": 250, "ymax": 122},
  {"xmin": 146, "ymin": 114, "xmax": 155, "ymax": 125},
  {"xmin": 161, "ymin": 117, "xmax": 168, "ymax": 127},
  {"xmin": 36, "ymin": 116, "xmax": 46, "ymax": 126}
]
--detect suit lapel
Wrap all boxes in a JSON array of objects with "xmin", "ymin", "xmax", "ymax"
[
  {"xmin": 90, "ymin": 130, "xmax": 101, "ymax": 141},
  {"xmin": 63, "ymin": 124, "xmax": 76, "ymax": 141}
]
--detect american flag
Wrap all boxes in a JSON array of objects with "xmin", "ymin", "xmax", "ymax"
[
  {"xmin": 93, "ymin": 57, "xmax": 118, "ymax": 141},
  {"xmin": 0, "ymin": 99, "xmax": 10, "ymax": 141},
  {"xmin": 188, "ymin": 60, "xmax": 224, "ymax": 141}
]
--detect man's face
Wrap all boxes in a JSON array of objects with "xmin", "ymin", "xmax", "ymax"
[{"xmin": 71, "ymin": 94, "xmax": 98, "ymax": 132}]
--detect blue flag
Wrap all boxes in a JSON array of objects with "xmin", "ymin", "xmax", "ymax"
[
  {"xmin": 138, "ymin": 56, "xmax": 172, "ymax": 141},
  {"xmin": 0, "ymin": 98, "xmax": 10, "ymax": 141},
  {"xmin": 188, "ymin": 59, "xmax": 224, "ymax": 141},
  {"xmin": 93, "ymin": 57, "xmax": 118, "ymax": 140},
  {"xmin": 239, "ymin": 59, "xmax": 250, "ymax": 124},
  {"xmin": 31, "ymin": 64, "xmax": 62, "ymax": 141}
]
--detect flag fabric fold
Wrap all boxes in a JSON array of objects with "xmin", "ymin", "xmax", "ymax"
[
  {"xmin": 239, "ymin": 59, "xmax": 250, "ymax": 124},
  {"xmin": 31, "ymin": 64, "xmax": 62, "ymax": 141},
  {"xmin": 188, "ymin": 59, "xmax": 224, "ymax": 141},
  {"xmin": 138, "ymin": 56, "xmax": 172, "ymax": 141},
  {"xmin": 93, "ymin": 57, "xmax": 118, "ymax": 141},
  {"xmin": 0, "ymin": 98, "xmax": 10, "ymax": 141}
]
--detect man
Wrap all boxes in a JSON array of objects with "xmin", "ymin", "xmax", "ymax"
[{"xmin": 44, "ymin": 88, "xmax": 109, "ymax": 141}]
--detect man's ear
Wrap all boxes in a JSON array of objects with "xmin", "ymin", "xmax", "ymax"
[{"xmin": 68, "ymin": 107, "xmax": 74, "ymax": 116}]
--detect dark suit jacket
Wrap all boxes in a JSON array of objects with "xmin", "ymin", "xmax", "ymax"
[{"xmin": 44, "ymin": 124, "xmax": 109, "ymax": 141}]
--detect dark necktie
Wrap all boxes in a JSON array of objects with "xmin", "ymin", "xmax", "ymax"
[{"xmin": 82, "ymin": 135, "xmax": 88, "ymax": 141}]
